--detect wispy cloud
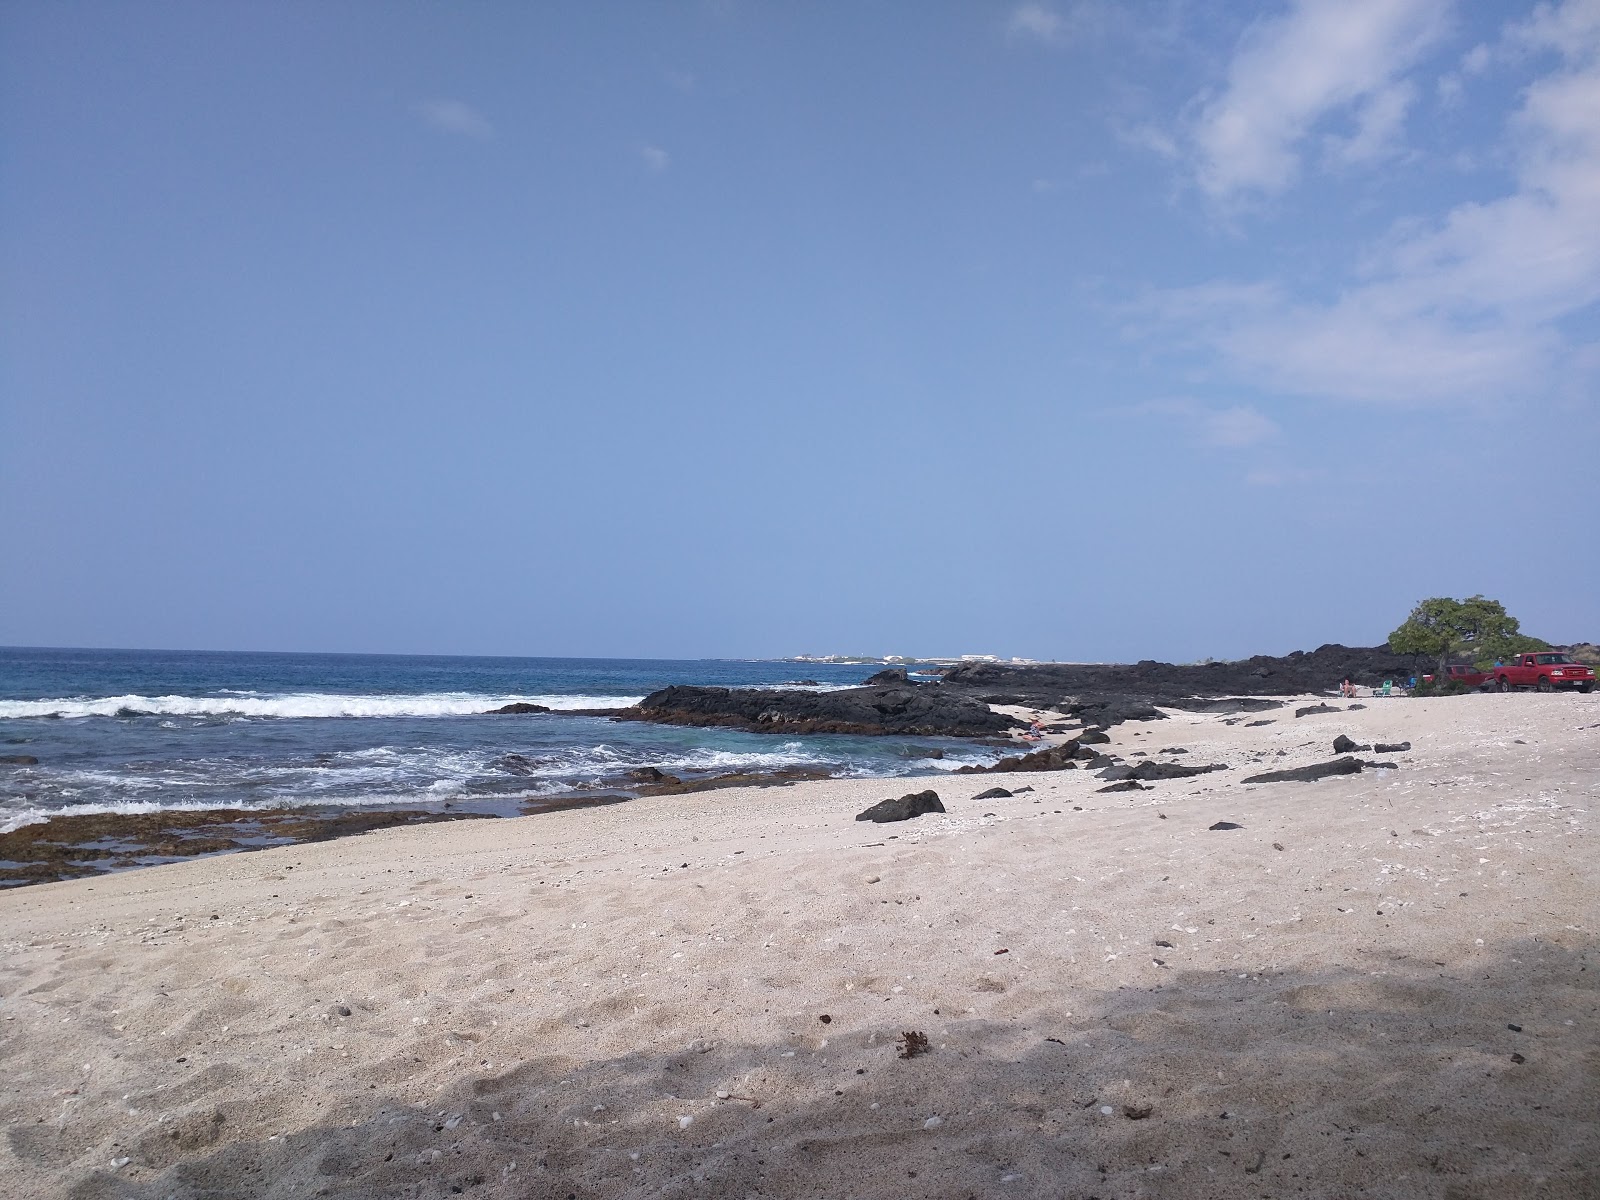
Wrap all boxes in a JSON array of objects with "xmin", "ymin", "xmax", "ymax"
[
  {"xmin": 415, "ymin": 99, "xmax": 494, "ymax": 141},
  {"xmin": 1245, "ymin": 464, "xmax": 1325, "ymax": 487},
  {"xmin": 1006, "ymin": 3, "xmax": 1067, "ymax": 44},
  {"xmin": 1143, "ymin": 0, "xmax": 1600, "ymax": 408},
  {"xmin": 639, "ymin": 145, "xmax": 670, "ymax": 172},
  {"xmin": 1190, "ymin": 0, "xmax": 1450, "ymax": 200},
  {"xmin": 1130, "ymin": 398, "xmax": 1281, "ymax": 447}
]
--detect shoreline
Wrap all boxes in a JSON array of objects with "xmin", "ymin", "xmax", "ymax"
[{"xmin": 2, "ymin": 692, "xmax": 1595, "ymax": 1197}]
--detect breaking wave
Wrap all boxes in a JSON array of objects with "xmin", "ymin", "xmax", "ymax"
[{"xmin": 0, "ymin": 692, "xmax": 643, "ymax": 721}]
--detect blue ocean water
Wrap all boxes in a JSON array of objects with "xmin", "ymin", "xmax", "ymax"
[{"xmin": 0, "ymin": 648, "xmax": 996, "ymax": 832}]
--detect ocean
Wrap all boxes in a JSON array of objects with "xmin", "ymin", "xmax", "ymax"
[{"xmin": 0, "ymin": 647, "xmax": 999, "ymax": 836}]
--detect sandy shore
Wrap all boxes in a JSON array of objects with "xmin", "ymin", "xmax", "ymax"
[{"xmin": 2, "ymin": 693, "xmax": 1596, "ymax": 1198}]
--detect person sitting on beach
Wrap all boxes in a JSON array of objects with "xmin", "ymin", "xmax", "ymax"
[{"xmin": 1341, "ymin": 678, "xmax": 1357, "ymax": 698}]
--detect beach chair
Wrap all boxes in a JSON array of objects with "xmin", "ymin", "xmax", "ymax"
[{"xmin": 1379, "ymin": 681, "xmax": 1392, "ymax": 697}]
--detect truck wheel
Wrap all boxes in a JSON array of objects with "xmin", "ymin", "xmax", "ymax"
[
  {"xmin": 1497, "ymin": 677, "xmax": 1512, "ymax": 692},
  {"xmin": 1536, "ymin": 676, "xmax": 1553, "ymax": 692}
]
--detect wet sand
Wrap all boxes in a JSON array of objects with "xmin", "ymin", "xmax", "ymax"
[{"xmin": 1, "ymin": 693, "xmax": 1595, "ymax": 1198}]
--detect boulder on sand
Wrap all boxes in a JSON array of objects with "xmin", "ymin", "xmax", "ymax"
[
  {"xmin": 1332, "ymin": 734, "xmax": 1371, "ymax": 754},
  {"xmin": 854, "ymin": 790, "xmax": 945, "ymax": 823},
  {"xmin": 1242, "ymin": 757, "xmax": 1364, "ymax": 784},
  {"xmin": 1295, "ymin": 704, "xmax": 1340, "ymax": 718},
  {"xmin": 956, "ymin": 740, "xmax": 1083, "ymax": 774}
]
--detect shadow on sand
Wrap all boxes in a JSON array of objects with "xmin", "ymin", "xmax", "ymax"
[{"xmin": 39, "ymin": 936, "xmax": 1600, "ymax": 1200}]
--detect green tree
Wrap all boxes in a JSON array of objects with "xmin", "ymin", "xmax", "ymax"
[{"xmin": 1388, "ymin": 595, "xmax": 1534, "ymax": 676}]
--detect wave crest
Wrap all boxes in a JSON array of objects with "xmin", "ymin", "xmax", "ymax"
[{"xmin": 0, "ymin": 692, "xmax": 642, "ymax": 721}]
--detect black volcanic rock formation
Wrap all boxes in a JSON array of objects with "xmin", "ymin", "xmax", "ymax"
[
  {"xmin": 855, "ymin": 790, "xmax": 945, "ymax": 823},
  {"xmin": 621, "ymin": 684, "xmax": 1018, "ymax": 738},
  {"xmin": 1242, "ymin": 757, "xmax": 1365, "ymax": 784},
  {"xmin": 938, "ymin": 644, "xmax": 1417, "ymax": 725}
]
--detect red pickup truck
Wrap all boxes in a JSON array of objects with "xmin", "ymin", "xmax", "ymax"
[
  {"xmin": 1493, "ymin": 652, "xmax": 1596, "ymax": 693},
  {"xmin": 1446, "ymin": 665, "xmax": 1493, "ymax": 689}
]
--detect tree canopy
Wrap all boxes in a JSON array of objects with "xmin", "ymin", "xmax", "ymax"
[{"xmin": 1388, "ymin": 595, "xmax": 1548, "ymax": 675}]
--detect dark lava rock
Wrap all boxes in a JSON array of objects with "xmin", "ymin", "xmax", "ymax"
[
  {"xmin": 1097, "ymin": 765, "xmax": 1137, "ymax": 781},
  {"xmin": 938, "ymin": 643, "xmax": 1418, "ymax": 705},
  {"xmin": 486, "ymin": 702, "xmax": 551, "ymax": 715},
  {"xmin": 1296, "ymin": 704, "xmax": 1341, "ymax": 718},
  {"xmin": 862, "ymin": 667, "xmax": 912, "ymax": 686},
  {"xmin": 1332, "ymin": 734, "xmax": 1371, "ymax": 754},
  {"xmin": 0, "ymin": 755, "xmax": 39, "ymax": 765},
  {"xmin": 1160, "ymin": 747, "xmax": 1189, "ymax": 755},
  {"xmin": 1071, "ymin": 698, "xmax": 1170, "ymax": 727},
  {"xmin": 1131, "ymin": 760, "xmax": 1227, "ymax": 781},
  {"xmin": 1374, "ymin": 741, "xmax": 1412, "ymax": 754},
  {"xmin": 0, "ymin": 807, "xmax": 495, "ymax": 888},
  {"xmin": 495, "ymin": 753, "xmax": 542, "ymax": 775},
  {"xmin": 1242, "ymin": 757, "xmax": 1363, "ymax": 784},
  {"xmin": 1077, "ymin": 730, "xmax": 1112, "ymax": 745},
  {"xmin": 1209, "ymin": 821, "xmax": 1244, "ymax": 830},
  {"xmin": 855, "ymin": 790, "xmax": 945, "ymax": 823},
  {"xmin": 1244, "ymin": 719, "xmax": 1275, "ymax": 727},
  {"xmin": 634, "ymin": 767, "xmax": 834, "ymax": 797},
  {"xmin": 1097, "ymin": 780, "xmax": 1150, "ymax": 792},
  {"xmin": 956, "ymin": 740, "xmax": 1083, "ymax": 774},
  {"xmin": 624, "ymin": 684, "xmax": 1016, "ymax": 738},
  {"xmin": 1363, "ymin": 760, "xmax": 1399, "ymax": 769},
  {"xmin": 1184, "ymin": 698, "xmax": 1284, "ymax": 715},
  {"xmin": 972, "ymin": 787, "xmax": 1013, "ymax": 800},
  {"xmin": 1084, "ymin": 753, "xmax": 1120, "ymax": 769},
  {"xmin": 627, "ymin": 766, "xmax": 679, "ymax": 784}
]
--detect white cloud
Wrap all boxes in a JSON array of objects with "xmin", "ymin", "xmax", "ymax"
[
  {"xmin": 1203, "ymin": 405, "xmax": 1281, "ymax": 447},
  {"xmin": 1129, "ymin": 398, "xmax": 1281, "ymax": 447},
  {"xmin": 1007, "ymin": 3, "xmax": 1066, "ymax": 43},
  {"xmin": 640, "ymin": 145, "xmax": 670, "ymax": 171},
  {"xmin": 1145, "ymin": 0, "xmax": 1600, "ymax": 408},
  {"xmin": 1192, "ymin": 0, "xmax": 1450, "ymax": 200},
  {"xmin": 415, "ymin": 99, "xmax": 494, "ymax": 141},
  {"xmin": 1245, "ymin": 465, "xmax": 1325, "ymax": 486},
  {"xmin": 1323, "ymin": 81, "xmax": 1416, "ymax": 168}
]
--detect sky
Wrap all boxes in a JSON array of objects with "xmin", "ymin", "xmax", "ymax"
[{"xmin": 2, "ymin": 0, "xmax": 1596, "ymax": 663}]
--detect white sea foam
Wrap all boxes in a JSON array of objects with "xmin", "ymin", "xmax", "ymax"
[{"xmin": 0, "ymin": 692, "xmax": 643, "ymax": 721}]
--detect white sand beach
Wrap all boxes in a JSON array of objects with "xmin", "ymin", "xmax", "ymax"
[{"xmin": 2, "ymin": 693, "xmax": 1596, "ymax": 1199}]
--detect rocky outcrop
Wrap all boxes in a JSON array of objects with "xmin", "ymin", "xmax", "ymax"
[
  {"xmin": 620, "ymin": 684, "xmax": 1018, "ymax": 738},
  {"xmin": 1331, "ymin": 734, "xmax": 1370, "ymax": 754},
  {"xmin": 955, "ymin": 740, "xmax": 1084, "ymax": 774},
  {"xmin": 486, "ymin": 702, "xmax": 551, "ymax": 715},
  {"xmin": 1242, "ymin": 757, "xmax": 1364, "ymax": 784},
  {"xmin": 855, "ymin": 790, "xmax": 945, "ymax": 823},
  {"xmin": 1130, "ymin": 760, "xmax": 1227, "ymax": 781},
  {"xmin": 940, "ymin": 643, "xmax": 1419, "ymax": 706},
  {"xmin": 862, "ymin": 667, "xmax": 913, "ymax": 686}
]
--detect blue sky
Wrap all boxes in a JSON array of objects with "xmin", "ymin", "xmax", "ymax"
[{"xmin": 2, "ymin": 0, "xmax": 1596, "ymax": 661}]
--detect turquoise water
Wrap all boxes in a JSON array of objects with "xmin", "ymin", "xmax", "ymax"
[{"xmin": 0, "ymin": 648, "xmax": 995, "ymax": 831}]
